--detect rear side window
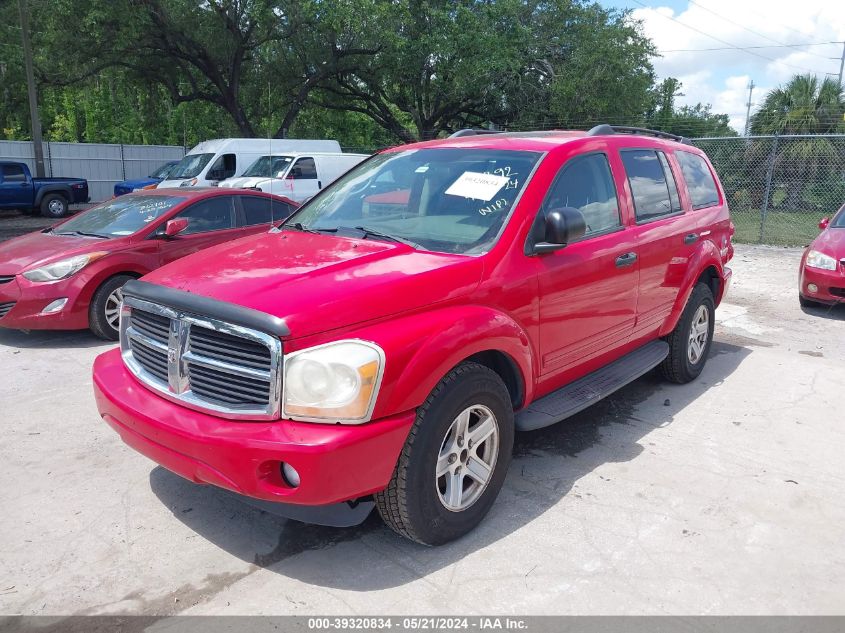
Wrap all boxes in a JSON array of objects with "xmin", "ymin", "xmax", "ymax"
[
  {"xmin": 240, "ymin": 196, "xmax": 292, "ymax": 226},
  {"xmin": 2, "ymin": 164, "xmax": 26, "ymax": 182},
  {"xmin": 543, "ymin": 153, "xmax": 621, "ymax": 237},
  {"xmin": 676, "ymin": 151, "xmax": 720, "ymax": 209},
  {"xmin": 620, "ymin": 149, "xmax": 680, "ymax": 222}
]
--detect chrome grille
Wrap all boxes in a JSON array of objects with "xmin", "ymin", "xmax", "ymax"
[
  {"xmin": 0, "ymin": 275, "xmax": 14, "ymax": 285},
  {"xmin": 120, "ymin": 298, "xmax": 282, "ymax": 419},
  {"xmin": 0, "ymin": 301, "xmax": 15, "ymax": 318}
]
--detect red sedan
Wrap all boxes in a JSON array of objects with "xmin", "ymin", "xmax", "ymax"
[
  {"xmin": 800, "ymin": 203, "xmax": 845, "ymax": 307},
  {"xmin": 0, "ymin": 188, "xmax": 296, "ymax": 339}
]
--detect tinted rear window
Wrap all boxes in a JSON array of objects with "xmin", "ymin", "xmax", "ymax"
[{"xmin": 676, "ymin": 151, "xmax": 720, "ymax": 209}]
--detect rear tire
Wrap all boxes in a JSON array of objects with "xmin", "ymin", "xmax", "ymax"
[
  {"xmin": 89, "ymin": 275, "xmax": 134, "ymax": 341},
  {"xmin": 40, "ymin": 193, "xmax": 69, "ymax": 218},
  {"xmin": 661, "ymin": 283, "xmax": 715, "ymax": 384},
  {"xmin": 375, "ymin": 362, "xmax": 514, "ymax": 545}
]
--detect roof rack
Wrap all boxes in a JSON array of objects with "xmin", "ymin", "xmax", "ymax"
[
  {"xmin": 586, "ymin": 124, "xmax": 689, "ymax": 144},
  {"xmin": 449, "ymin": 129, "xmax": 504, "ymax": 138}
]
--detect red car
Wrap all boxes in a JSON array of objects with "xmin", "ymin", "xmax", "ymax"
[
  {"xmin": 0, "ymin": 188, "xmax": 296, "ymax": 340},
  {"xmin": 93, "ymin": 126, "xmax": 733, "ymax": 544},
  {"xmin": 799, "ymin": 203, "xmax": 845, "ymax": 307}
]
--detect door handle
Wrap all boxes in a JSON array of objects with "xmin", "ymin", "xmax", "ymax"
[
  {"xmin": 615, "ymin": 252, "xmax": 637, "ymax": 268},
  {"xmin": 684, "ymin": 233, "xmax": 699, "ymax": 244},
  {"xmin": 317, "ymin": 180, "xmax": 322, "ymax": 189}
]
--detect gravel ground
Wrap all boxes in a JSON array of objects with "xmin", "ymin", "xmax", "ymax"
[
  {"xmin": 0, "ymin": 244, "xmax": 843, "ymax": 618},
  {"xmin": 0, "ymin": 208, "xmax": 91, "ymax": 242}
]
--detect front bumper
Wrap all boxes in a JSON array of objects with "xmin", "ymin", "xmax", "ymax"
[
  {"xmin": 93, "ymin": 349, "xmax": 415, "ymax": 507},
  {"xmin": 800, "ymin": 263, "xmax": 845, "ymax": 304},
  {"xmin": 0, "ymin": 273, "xmax": 91, "ymax": 331}
]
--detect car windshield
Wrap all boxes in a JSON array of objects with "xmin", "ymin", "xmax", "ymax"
[
  {"xmin": 54, "ymin": 195, "xmax": 186, "ymax": 238},
  {"xmin": 167, "ymin": 153, "xmax": 214, "ymax": 179},
  {"xmin": 284, "ymin": 148, "xmax": 542, "ymax": 254},
  {"xmin": 149, "ymin": 163, "xmax": 175, "ymax": 179},
  {"xmin": 831, "ymin": 204, "xmax": 845, "ymax": 228},
  {"xmin": 243, "ymin": 155, "xmax": 293, "ymax": 178}
]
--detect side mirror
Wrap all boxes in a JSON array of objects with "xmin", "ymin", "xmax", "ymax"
[
  {"xmin": 819, "ymin": 217, "xmax": 830, "ymax": 230},
  {"xmin": 532, "ymin": 207, "xmax": 587, "ymax": 254},
  {"xmin": 164, "ymin": 217, "xmax": 189, "ymax": 237}
]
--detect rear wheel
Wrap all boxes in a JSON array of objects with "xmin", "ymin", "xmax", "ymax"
[
  {"xmin": 40, "ymin": 193, "xmax": 69, "ymax": 218},
  {"xmin": 375, "ymin": 362, "xmax": 514, "ymax": 545},
  {"xmin": 89, "ymin": 275, "xmax": 134, "ymax": 341},
  {"xmin": 661, "ymin": 283, "xmax": 715, "ymax": 384}
]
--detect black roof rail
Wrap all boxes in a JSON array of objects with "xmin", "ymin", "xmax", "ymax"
[
  {"xmin": 449, "ymin": 129, "xmax": 504, "ymax": 138},
  {"xmin": 586, "ymin": 124, "xmax": 689, "ymax": 144}
]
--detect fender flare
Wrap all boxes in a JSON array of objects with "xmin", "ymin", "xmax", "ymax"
[
  {"xmin": 659, "ymin": 241, "xmax": 725, "ymax": 337},
  {"xmin": 34, "ymin": 184, "xmax": 72, "ymax": 207},
  {"xmin": 351, "ymin": 305, "xmax": 536, "ymax": 419}
]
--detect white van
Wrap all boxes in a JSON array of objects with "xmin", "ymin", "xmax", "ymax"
[
  {"xmin": 219, "ymin": 152, "xmax": 369, "ymax": 202},
  {"xmin": 157, "ymin": 138, "xmax": 343, "ymax": 189}
]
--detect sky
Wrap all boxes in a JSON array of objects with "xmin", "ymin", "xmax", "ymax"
[{"xmin": 599, "ymin": 0, "xmax": 845, "ymax": 134}]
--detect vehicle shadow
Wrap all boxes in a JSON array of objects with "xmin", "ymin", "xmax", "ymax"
[
  {"xmin": 0, "ymin": 327, "xmax": 111, "ymax": 350},
  {"xmin": 800, "ymin": 302, "xmax": 845, "ymax": 321},
  {"xmin": 149, "ymin": 339, "xmax": 751, "ymax": 591}
]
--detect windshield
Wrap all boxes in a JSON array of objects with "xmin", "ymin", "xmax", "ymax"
[
  {"xmin": 285, "ymin": 148, "xmax": 541, "ymax": 254},
  {"xmin": 831, "ymin": 204, "xmax": 845, "ymax": 228},
  {"xmin": 149, "ymin": 162, "xmax": 175, "ymax": 179},
  {"xmin": 167, "ymin": 153, "xmax": 214, "ymax": 179},
  {"xmin": 243, "ymin": 155, "xmax": 293, "ymax": 178},
  {"xmin": 55, "ymin": 195, "xmax": 186, "ymax": 238}
]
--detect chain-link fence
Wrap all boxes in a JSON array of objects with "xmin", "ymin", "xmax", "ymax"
[{"xmin": 690, "ymin": 134, "xmax": 845, "ymax": 247}]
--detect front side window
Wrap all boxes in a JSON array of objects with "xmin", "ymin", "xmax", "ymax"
[
  {"xmin": 207, "ymin": 153, "xmax": 236, "ymax": 180},
  {"xmin": 174, "ymin": 197, "xmax": 235, "ymax": 234},
  {"xmin": 240, "ymin": 196, "xmax": 291, "ymax": 226},
  {"xmin": 2, "ymin": 164, "xmax": 26, "ymax": 182},
  {"xmin": 542, "ymin": 153, "xmax": 620, "ymax": 237},
  {"xmin": 676, "ymin": 151, "xmax": 720, "ymax": 209},
  {"xmin": 243, "ymin": 155, "xmax": 294, "ymax": 178},
  {"xmin": 289, "ymin": 157, "xmax": 317, "ymax": 180},
  {"xmin": 285, "ymin": 148, "xmax": 542, "ymax": 255},
  {"xmin": 54, "ymin": 195, "xmax": 186, "ymax": 237},
  {"xmin": 167, "ymin": 153, "xmax": 214, "ymax": 179},
  {"xmin": 620, "ymin": 149, "xmax": 679, "ymax": 222}
]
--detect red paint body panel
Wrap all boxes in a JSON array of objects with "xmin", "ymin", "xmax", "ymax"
[
  {"xmin": 0, "ymin": 188, "xmax": 296, "ymax": 331},
  {"xmin": 799, "ymin": 205, "xmax": 845, "ymax": 303},
  {"xmin": 93, "ymin": 131, "xmax": 734, "ymax": 509}
]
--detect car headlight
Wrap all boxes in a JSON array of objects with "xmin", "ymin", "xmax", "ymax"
[
  {"xmin": 22, "ymin": 252, "xmax": 107, "ymax": 282},
  {"xmin": 283, "ymin": 340, "xmax": 384, "ymax": 423},
  {"xmin": 179, "ymin": 178, "xmax": 198, "ymax": 187},
  {"xmin": 806, "ymin": 250, "xmax": 837, "ymax": 271}
]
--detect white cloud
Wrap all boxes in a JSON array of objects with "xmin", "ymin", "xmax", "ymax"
[{"xmin": 630, "ymin": 0, "xmax": 845, "ymax": 134}]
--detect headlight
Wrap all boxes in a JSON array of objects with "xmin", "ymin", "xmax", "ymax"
[
  {"xmin": 283, "ymin": 340, "xmax": 384, "ymax": 423},
  {"xmin": 179, "ymin": 178, "xmax": 198, "ymax": 187},
  {"xmin": 22, "ymin": 252, "xmax": 107, "ymax": 282},
  {"xmin": 806, "ymin": 250, "xmax": 837, "ymax": 271}
]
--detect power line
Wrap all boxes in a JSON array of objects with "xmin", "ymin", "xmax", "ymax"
[
  {"xmin": 660, "ymin": 41, "xmax": 843, "ymax": 54},
  {"xmin": 629, "ymin": 0, "xmax": 837, "ymax": 76}
]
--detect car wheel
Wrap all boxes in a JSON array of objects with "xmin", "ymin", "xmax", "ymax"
[
  {"xmin": 375, "ymin": 362, "xmax": 514, "ymax": 545},
  {"xmin": 40, "ymin": 193, "xmax": 69, "ymax": 218},
  {"xmin": 89, "ymin": 275, "xmax": 134, "ymax": 341},
  {"xmin": 661, "ymin": 283, "xmax": 715, "ymax": 384}
]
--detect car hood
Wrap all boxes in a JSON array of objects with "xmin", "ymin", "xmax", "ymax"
[
  {"xmin": 219, "ymin": 177, "xmax": 270, "ymax": 189},
  {"xmin": 141, "ymin": 230, "xmax": 484, "ymax": 339},
  {"xmin": 0, "ymin": 230, "xmax": 123, "ymax": 274},
  {"xmin": 118, "ymin": 178, "xmax": 158, "ymax": 190},
  {"xmin": 812, "ymin": 228, "xmax": 845, "ymax": 257}
]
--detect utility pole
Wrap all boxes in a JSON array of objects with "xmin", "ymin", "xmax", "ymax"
[
  {"xmin": 744, "ymin": 79, "xmax": 755, "ymax": 137},
  {"xmin": 838, "ymin": 41, "xmax": 844, "ymax": 86},
  {"xmin": 17, "ymin": 0, "xmax": 45, "ymax": 177}
]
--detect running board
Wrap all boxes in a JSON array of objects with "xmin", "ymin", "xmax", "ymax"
[{"xmin": 515, "ymin": 340, "xmax": 669, "ymax": 431}]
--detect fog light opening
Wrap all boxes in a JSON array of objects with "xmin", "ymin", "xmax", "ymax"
[
  {"xmin": 807, "ymin": 283, "xmax": 819, "ymax": 294},
  {"xmin": 41, "ymin": 298, "xmax": 68, "ymax": 314},
  {"xmin": 281, "ymin": 462, "xmax": 300, "ymax": 488}
]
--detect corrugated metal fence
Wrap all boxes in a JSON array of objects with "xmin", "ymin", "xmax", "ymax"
[{"xmin": 0, "ymin": 141, "xmax": 186, "ymax": 203}]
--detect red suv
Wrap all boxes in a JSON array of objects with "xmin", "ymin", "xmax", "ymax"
[
  {"xmin": 0, "ymin": 188, "xmax": 296, "ymax": 339},
  {"xmin": 93, "ymin": 126, "xmax": 733, "ymax": 545}
]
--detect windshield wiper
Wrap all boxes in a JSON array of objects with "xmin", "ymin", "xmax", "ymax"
[
  {"xmin": 352, "ymin": 226, "xmax": 421, "ymax": 249},
  {"xmin": 282, "ymin": 223, "xmax": 338, "ymax": 235},
  {"xmin": 54, "ymin": 230, "xmax": 108, "ymax": 239}
]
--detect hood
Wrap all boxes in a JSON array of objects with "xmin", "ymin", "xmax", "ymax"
[
  {"xmin": 0, "ymin": 230, "xmax": 122, "ymax": 274},
  {"xmin": 118, "ymin": 177, "xmax": 158, "ymax": 190},
  {"xmin": 219, "ymin": 177, "xmax": 270, "ymax": 189},
  {"xmin": 812, "ymin": 228, "xmax": 845, "ymax": 257},
  {"xmin": 156, "ymin": 179, "xmax": 190, "ymax": 189},
  {"xmin": 142, "ymin": 230, "xmax": 484, "ymax": 339}
]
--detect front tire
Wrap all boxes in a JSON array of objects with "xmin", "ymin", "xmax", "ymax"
[
  {"xmin": 661, "ymin": 283, "xmax": 715, "ymax": 384},
  {"xmin": 40, "ymin": 193, "xmax": 69, "ymax": 218},
  {"xmin": 89, "ymin": 275, "xmax": 134, "ymax": 341},
  {"xmin": 375, "ymin": 362, "xmax": 514, "ymax": 545}
]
